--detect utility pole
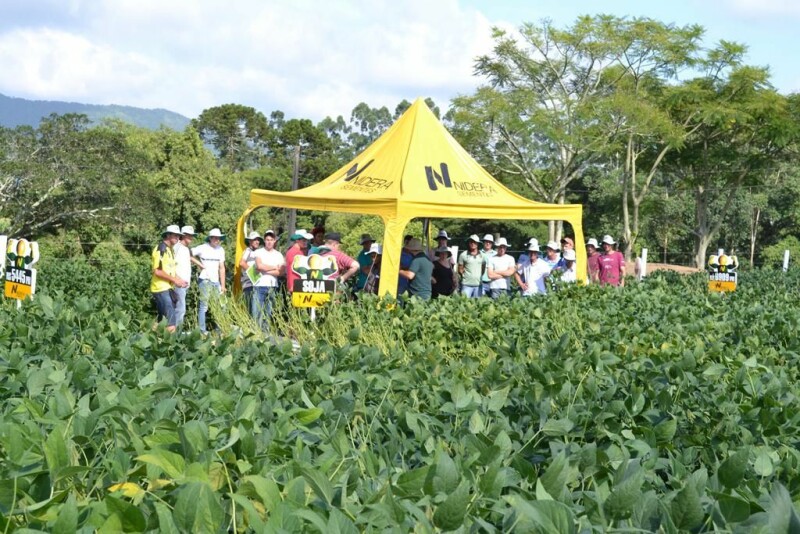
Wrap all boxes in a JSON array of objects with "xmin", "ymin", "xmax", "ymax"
[{"xmin": 287, "ymin": 144, "xmax": 300, "ymax": 238}]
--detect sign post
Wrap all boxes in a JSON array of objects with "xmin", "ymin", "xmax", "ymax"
[
  {"xmin": 783, "ymin": 250, "xmax": 790, "ymax": 272},
  {"xmin": 3, "ymin": 237, "xmax": 40, "ymax": 307}
]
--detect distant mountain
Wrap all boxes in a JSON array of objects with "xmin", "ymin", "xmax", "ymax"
[{"xmin": 0, "ymin": 93, "xmax": 191, "ymax": 130}]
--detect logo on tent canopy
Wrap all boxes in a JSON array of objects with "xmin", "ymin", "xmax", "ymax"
[
  {"xmin": 425, "ymin": 163, "xmax": 497, "ymax": 197},
  {"xmin": 339, "ymin": 159, "xmax": 392, "ymax": 192}
]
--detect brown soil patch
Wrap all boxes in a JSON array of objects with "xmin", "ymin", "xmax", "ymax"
[{"xmin": 626, "ymin": 261, "xmax": 701, "ymax": 275}]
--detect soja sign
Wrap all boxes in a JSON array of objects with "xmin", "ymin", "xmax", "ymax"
[
  {"xmin": 1, "ymin": 236, "xmax": 39, "ymax": 301},
  {"xmin": 290, "ymin": 254, "xmax": 337, "ymax": 308}
]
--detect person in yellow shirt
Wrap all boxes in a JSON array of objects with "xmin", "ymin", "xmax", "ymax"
[{"xmin": 150, "ymin": 225, "xmax": 188, "ymax": 332}]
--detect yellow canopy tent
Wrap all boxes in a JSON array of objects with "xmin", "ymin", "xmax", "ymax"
[{"xmin": 235, "ymin": 98, "xmax": 586, "ymax": 296}]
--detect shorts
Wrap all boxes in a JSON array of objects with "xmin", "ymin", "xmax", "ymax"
[{"xmin": 152, "ymin": 290, "xmax": 177, "ymax": 327}]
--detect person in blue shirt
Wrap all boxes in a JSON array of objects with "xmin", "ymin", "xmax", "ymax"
[{"xmin": 398, "ymin": 234, "xmax": 414, "ymax": 295}]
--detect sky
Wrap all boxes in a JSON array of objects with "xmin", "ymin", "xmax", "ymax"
[{"xmin": 1, "ymin": 0, "xmax": 798, "ymax": 122}]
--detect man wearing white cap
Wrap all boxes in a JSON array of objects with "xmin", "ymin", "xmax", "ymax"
[
  {"xmin": 480, "ymin": 234, "xmax": 496, "ymax": 296},
  {"xmin": 192, "ymin": 228, "xmax": 227, "ymax": 333},
  {"xmin": 173, "ymin": 225, "xmax": 205, "ymax": 326},
  {"xmin": 150, "ymin": 225, "xmax": 188, "ymax": 332},
  {"xmin": 585, "ymin": 238, "xmax": 601, "ymax": 283},
  {"xmin": 457, "ymin": 234, "xmax": 483, "ymax": 298},
  {"xmin": 487, "ymin": 237, "xmax": 516, "ymax": 298},
  {"xmin": 252, "ymin": 229, "xmax": 285, "ymax": 328},
  {"xmin": 543, "ymin": 240, "xmax": 565, "ymax": 270},
  {"xmin": 515, "ymin": 239, "xmax": 551, "ymax": 296},
  {"xmin": 285, "ymin": 229, "xmax": 314, "ymax": 294},
  {"xmin": 363, "ymin": 243, "xmax": 383, "ymax": 294},
  {"xmin": 561, "ymin": 249, "xmax": 578, "ymax": 283},
  {"xmin": 599, "ymin": 235, "xmax": 625, "ymax": 287},
  {"xmin": 239, "ymin": 231, "xmax": 264, "ymax": 318}
]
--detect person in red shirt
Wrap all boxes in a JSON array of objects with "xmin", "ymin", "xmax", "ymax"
[
  {"xmin": 285, "ymin": 229, "xmax": 313, "ymax": 294},
  {"xmin": 599, "ymin": 235, "xmax": 625, "ymax": 287},
  {"xmin": 585, "ymin": 238, "xmax": 601, "ymax": 283},
  {"xmin": 319, "ymin": 232, "xmax": 359, "ymax": 287}
]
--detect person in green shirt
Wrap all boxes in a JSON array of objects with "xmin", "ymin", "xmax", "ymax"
[
  {"xmin": 355, "ymin": 233, "xmax": 375, "ymax": 292},
  {"xmin": 480, "ymin": 234, "xmax": 496, "ymax": 297},
  {"xmin": 458, "ymin": 234, "xmax": 484, "ymax": 298},
  {"xmin": 399, "ymin": 238, "xmax": 433, "ymax": 300}
]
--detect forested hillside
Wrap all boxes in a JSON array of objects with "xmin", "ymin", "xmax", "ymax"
[{"xmin": 0, "ymin": 93, "xmax": 190, "ymax": 130}]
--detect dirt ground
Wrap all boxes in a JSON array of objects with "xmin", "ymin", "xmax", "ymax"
[{"xmin": 626, "ymin": 261, "xmax": 701, "ymax": 275}]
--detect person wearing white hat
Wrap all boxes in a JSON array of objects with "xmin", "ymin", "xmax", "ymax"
[
  {"xmin": 561, "ymin": 249, "xmax": 578, "ymax": 283},
  {"xmin": 543, "ymin": 240, "xmax": 565, "ymax": 270},
  {"xmin": 356, "ymin": 234, "xmax": 376, "ymax": 292},
  {"xmin": 599, "ymin": 235, "xmax": 625, "ymax": 287},
  {"xmin": 150, "ymin": 225, "xmax": 188, "ymax": 332},
  {"xmin": 238, "ymin": 231, "xmax": 264, "ymax": 318},
  {"xmin": 192, "ymin": 228, "xmax": 227, "ymax": 333},
  {"xmin": 487, "ymin": 237, "xmax": 516, "ymax": 298},
  {"xmin": 517, "ymin": 238, "xmax": 539, "ymax": 271},
  {"xmin": 515, "ymin": 240, "xmax": 551, "ymax": 296},
  {"xmin": 173, "ymin": 225, "xmax": 205, "ymax": 326},
  {"xmin": 585, "ymin": 238, "xmax": 601, "ymax": 283},
  {"xmin": 251, "ymin": 229, "xmax": 285, "ymax": 328},
  {"xmin": 363, "ymin": 243, "xmax": 383, "ymax": 294},
  {"xmin": 480, "ymin": 234, "xmax": 496, "ymax": 296},
  {"xmin": 457, "ymin": 234, "xmax": 483, "ymax": 298}
]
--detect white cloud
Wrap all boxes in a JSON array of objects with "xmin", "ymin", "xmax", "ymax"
[
  {"xmin": 728, "ymin": 0, "xmax": 800, "ymax": 17},
  {"xmin": 0, "ymin": 0, "xmax": 503, "ymax": 120}
]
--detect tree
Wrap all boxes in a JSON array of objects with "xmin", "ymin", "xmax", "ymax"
[
  {"xmin": 0, "ymin": 114, "xmax": 147, "ymax": 238},
  {"xmin": 664, "ymin": 47, "xmax": 799, "ymax": 267},
  {"xmin": 597, "ymin": 16, "xmax": 704, "ymax": 259},
  {"xmin": 191, "ymin": 104, "xmax": 271, "ymax": 171},
  {"xmin": 451, "ymin": 17, "xmax": 624, "ymax": 239}
]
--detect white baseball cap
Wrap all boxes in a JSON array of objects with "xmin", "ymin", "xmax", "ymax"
[
  {"xmin": 563, "ymin": 249, "xmax": 577, "ymax": 261},
  {"xmin": 263, "ymin": 229, "xmax": 277, "ymax": 237},
  {"xmin": 586, "ymin": 238, "xmax": 598, "ymax": 247},
  {"xmin": 495, "ymin": 237, "xmax": 509, "ymax": 247},
  {"xmin": 482, "ymin": 234, "xmax": 494, "ymax": 243},
  {"xmin": 162, "ymin": 225, "xmax": 181, "ymax": 236},
  {"xmin": 437, "ymin": 230, "xmax": 449, "ymax": 240},
  {"xmin": 369, "ymin": 243, "xmax": 383, "ymax": 255},
  {"xmin": 546, "ymin": 240, "xmax": 560, "ymax": 251},
  {"xmin": 602, "ymin": 235, "xmax": 617, "ymax": 245}
]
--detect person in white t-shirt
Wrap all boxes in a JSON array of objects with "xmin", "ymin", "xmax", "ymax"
[
  {"xmin": 487, "ymin": 237, "xmax": 516, "ymax": 299},
  {"xmin": 238, "ymin": 231, "xmax": 264, "ymax": 319},
  {"xmin": 172, "ymin": 226, "xmax": 205, "ymax": 327},
  {"xmin": 192, "ymin": 228, "xmax": 226, "ymax": 334},
  {"xmin": 251, "ymin": 229, "xmax": 285, "ymax": 329},
  {"xmin": 560, "ymin": 249, "xmax": 577, "ymax": 283},
  {"xmin": 515, "ymin": 240, "xmax": 551, "ymax": 296}
]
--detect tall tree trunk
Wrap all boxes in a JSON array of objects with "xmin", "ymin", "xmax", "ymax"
[
  {"xmin": 693, "ymin": 185, "xmax": 709, "ymax": 269},
  {"xmin": 749, "ymin": 207, "xmax": 760, "ymax": 268},
  {"xmin": 287, "ymin": 144, "xmax": 300, "ymax": 238}
]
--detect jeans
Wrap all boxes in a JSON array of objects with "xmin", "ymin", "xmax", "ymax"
[
  {"xmin": 152, "ymin": 290, "xmax": 176, "ymax": 327},
  {"xmin": 198, "ymin": 279, "xmax": 221, "ymax": 333},
  {"xmin": 481, "ymin": 282, "xmax": 491, "ymax": 297},
  {"xmin": 242, "ymin": 286, "xmax": 253, "ymax": 317},
  {"xmin": 461, "ymin": 285, "xmax": 481, "ymax": 298},
  {"xmin": 489, "ymin": 288, "xmax": 508, "ymax": 299},
  {"xmin": 252, "ymin": 286, "xmax": 277, "ymax": 329},
  {"xmin": 173, "ymin": 286, "xmax": 188, "ymax": 326}
]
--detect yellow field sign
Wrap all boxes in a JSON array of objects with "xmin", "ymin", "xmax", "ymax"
[
  {"xmin": 708, "ymin": 272, "xmax": 737, "ymax": 293},
  {"xmin": 291, "ymin": 278, "xmax": 336, "ymax": 308}
]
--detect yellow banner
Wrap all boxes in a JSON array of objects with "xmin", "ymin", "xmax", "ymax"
[{"xmin": 292, "ymin": 292, "xmax": 332, "ymax": 308}]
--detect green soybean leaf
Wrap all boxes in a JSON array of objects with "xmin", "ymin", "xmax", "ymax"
[
  {"xmin": 104, "ymin": 495, "xmax": 146, "ymax": 532},
  {"xmin": 136, "ymin": 449, "xmax": 186, "ymax": 478},
  {"xmin": 51, "ymin": 493, "xmax": 78, "ymax": 533},
  {"xmin": 766, "ymin": 483, "xmax": 800, "ymax": 534},
  {"xmin": 718, "ymin": 448, "xmax": 749, "ymax": 489},
  {"xmin": 671, "ymin": 483, "xmax": 703, "ymax": 530},
  {"xmin": 754, "ymin": 449, "xmax": 774, "ymax": 477},
  {"xmin": 154, "ymin": 501, "xmax": 180, "ymax": 534},
  {"xmin": 505, "ymin": 495, "xmax": 577, "ymax": 534},
  {"xmin": 173, "ymin": 482, "xmax": 224, "ymax": 533},
  {"xmin": 604, "ymin": 467, "xmax": 644, "ymax": 520},
  {"xmin": 296, "ymin": 407, "xmax": 323, "ymax": 425},
  {"xmin": 396, "ymin": 467, "xmax": 429, "ymax": 497},
  {"xmin": 433, "ymin": 480, "xmax": 470, "ymax": 532},
  {"xmin": 654, "ymin": 417, "xmax": 677, "ymax": 443},
  {"xmin": 542, "ymin": 418, "xmax": 575, "ymax": 437},
  {"xmin": 43, "ymin": 426, "xmax": 70, "ymax": 475}
]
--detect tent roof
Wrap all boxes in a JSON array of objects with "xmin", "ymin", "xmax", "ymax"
[{"xmin": 248, "ymin": 98, "xmax": 579, "ymax": 220}]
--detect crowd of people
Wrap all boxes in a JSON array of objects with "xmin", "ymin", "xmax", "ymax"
[{"xmin": 149, "ymin": 224, "xmax": 626, "ymax": 331}]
